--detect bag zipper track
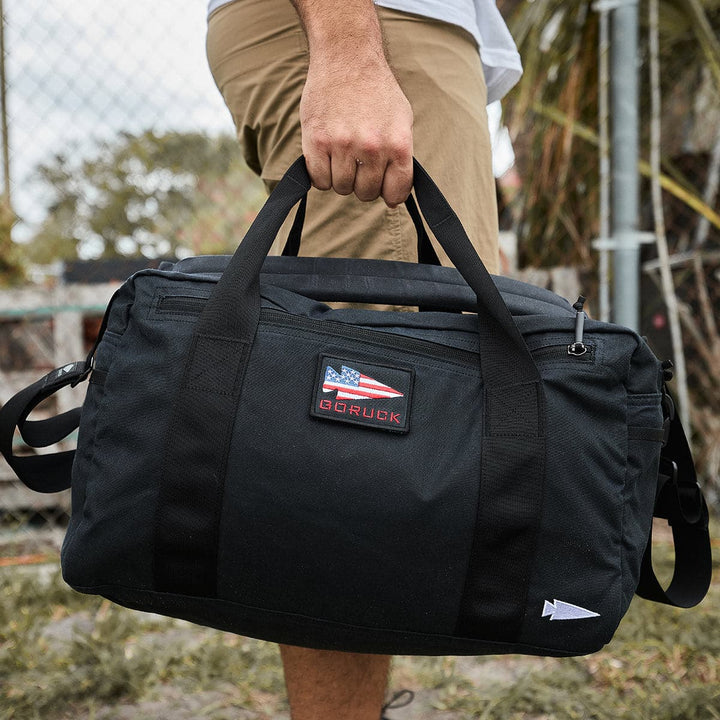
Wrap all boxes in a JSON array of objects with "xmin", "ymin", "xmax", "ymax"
[
  {"xmin": 260, "ymin": 309, "xmax": 479, "ymax": 366},
  {"xmin": 156, "ymin": 295, "xmax": 594, "ymax": 366},
  {"xmin": 156, "ymin": 294, "xmax": 478, "ymax": 364}
]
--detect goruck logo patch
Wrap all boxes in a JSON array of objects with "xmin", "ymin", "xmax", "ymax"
[{"xmin": 311, "ymin": 356, "xmax": 413, "ymax": 433}]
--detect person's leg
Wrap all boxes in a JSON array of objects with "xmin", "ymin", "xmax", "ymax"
[
  {"xmin": 280, "ymin": 645, "xmax": 391, "ymax": 720},
  {"xmin": 379, "ymin": 6, "xmax": 499, "ymax": 272},
  {"xmin": 280, "ymin": 7, "xmax": 499, "ymax": 271}
]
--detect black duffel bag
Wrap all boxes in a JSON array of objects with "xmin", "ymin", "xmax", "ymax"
[{"xmin": 0, "ymin": 158, "xmax": 711, "ymax": 657}]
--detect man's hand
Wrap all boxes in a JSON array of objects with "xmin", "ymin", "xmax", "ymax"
[{"xmin": 291, "ymin": 0, "xmax": 414, "ymax": 208}]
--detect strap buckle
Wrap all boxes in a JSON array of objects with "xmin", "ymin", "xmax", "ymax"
[
  {"xmin": 656, "ymin": 457, "xmax": 706, "ymax": 527},
  {"xmin": 71, "ymin": 359, "xmax": 94, "ymax": 387}
]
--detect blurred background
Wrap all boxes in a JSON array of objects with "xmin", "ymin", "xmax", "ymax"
[{"xmin": 0, "ymin": 1, "xmax": 719, "ymax": 717}]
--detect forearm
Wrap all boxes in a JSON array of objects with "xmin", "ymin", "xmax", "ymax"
[
  {"xmin": 289, "ymin": 0, "xmax": 414, "ymax": 206},
  {"xmin": 289, "ymin": 0, "xmax": 387, "ymax": 67}
]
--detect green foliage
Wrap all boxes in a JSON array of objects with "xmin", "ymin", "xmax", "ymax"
[
  {"xmin": 503, "ymin": 2, "xmax": 602, "ymax": 267},
  {"xmin": 0, "ymin": 569, "xmax": 285, "ymax": 719},
  {"xmin": 26, "ymin": 131, "xmax": 266, "ymax": 263}
]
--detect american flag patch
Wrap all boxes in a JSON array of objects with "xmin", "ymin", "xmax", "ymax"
[
  {"xmin": 312, "ymin": 356, "xmax": 413, "ymax": 433},
  {"xmin": 322, "ymin": 365, "xmax": 404, "ymax": 401}
]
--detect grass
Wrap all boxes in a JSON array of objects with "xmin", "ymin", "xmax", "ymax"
[
  {"xmin": 0, "ymin": 571, "xmax": 286, "ymax": 719},
  {"xmin": 0, "ymin": 526, "xmax": 718, "ymax": 720}
]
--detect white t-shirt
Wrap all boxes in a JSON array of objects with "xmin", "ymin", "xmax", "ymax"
[{"xmin": 206, "ymin": 0, "xmax": 522, "ymax": 104}]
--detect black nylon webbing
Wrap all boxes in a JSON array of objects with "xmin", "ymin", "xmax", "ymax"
[
  {"xmin": 154, "ymin": 336, "xmax": 250, "ymax": 596},
  {"xmin": 412, "ymin": 161, "xmax": 546, "ymax": 641},
  {"xmin": 0, "ymin": 362, "xmax": 87, "ymax": 493},
  {"xmin": 152, "ymin": 162, "xmax": 311, "ymax": 597},
  {"xmin": 456, "ymin": 382, "xmax": 545, "ymax": 640},
  {"xmin": 636, "ymin": 409, "xmax": 712, "ymax": 608},
  {"xmin": 281, "ymin": 192, "xmax": 441, "ymax": 267}
]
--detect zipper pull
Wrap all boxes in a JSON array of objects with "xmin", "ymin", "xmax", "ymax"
[{"xmin": 568, "ymin": 295, "xmax": 588, "ymax": 356}]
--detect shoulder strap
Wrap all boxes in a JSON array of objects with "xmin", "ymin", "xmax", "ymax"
[
  {"xmin": 635, "ymin": 390, "xmax": 712, "ymax": 608},
  {"xmin": 0, "ymin": 360, "xmax": 90, "ymax": 493}
]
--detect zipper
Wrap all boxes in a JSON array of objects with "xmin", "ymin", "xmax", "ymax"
[
  {"xmin": 156, "ymin": 295, "xmax": 594, "ymax": 366},
  {"xmin": 156, "ymin": 295, "xmax": 208, "ymax": 314},
  {"xmin": 261, "ymin": 309, "xmax": 479, "ymax": 367},
  {"xmin": 531, "ymin": 344, "xmax": 594, "ymax": 363}
]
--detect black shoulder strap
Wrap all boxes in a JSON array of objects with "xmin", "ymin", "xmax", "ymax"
[
  {"xmin": 0, "ymin": 360, "xmax": 90, "ymax": 493},
  {"xmin": 636, "ymin": 391, "xmax": 712, "ymax": 608}
]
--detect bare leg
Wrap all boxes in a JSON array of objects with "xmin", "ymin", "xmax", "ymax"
[{"xmin": 280, "ymin": 645, "xmax": 391, "ymax": 720}]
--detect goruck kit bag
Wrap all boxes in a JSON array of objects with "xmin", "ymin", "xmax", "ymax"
[{"xmin": 0, "ymin": 158, "xmax": 712, "ymax": 657}]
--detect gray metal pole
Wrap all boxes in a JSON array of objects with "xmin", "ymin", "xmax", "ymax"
[
  {"xmin": 0, "ymin": 0, "xmax": 11, "ymax": 211},
  {"xmin": 610, "ymin": 0, "xmax": 640, "ymax": 330},
  {"xmin": 597, "ymin": 6, "xmax": 611, "ymax": 322}
]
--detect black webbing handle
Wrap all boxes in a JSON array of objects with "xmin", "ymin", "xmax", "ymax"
[
  {"xmin": 636, "ymin": 407, "xmax": 712, "ymax": 608},
  {"xmin": 0, "ymin": 361, "xmax": 89, "ymax": 493},
  {"xmin": 282, "ymin": 192, "xmax": 442, "ymax": 266},
  {"xmin": 195, "ymin": 156, "xmax": 539, "ymax": 389}
]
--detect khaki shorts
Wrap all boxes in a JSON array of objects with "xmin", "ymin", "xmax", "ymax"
[{"xmin": 207, "ymin": 0, "xmax": 499, "ymax": 272}]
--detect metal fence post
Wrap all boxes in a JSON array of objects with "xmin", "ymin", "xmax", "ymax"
[
  {"xmin": 0, "ymin": 0, "xmax": 12, "ymax": 212},
  {"xmin": 610, "ymin": 0, "xmax": 641, "ymax": 330}
]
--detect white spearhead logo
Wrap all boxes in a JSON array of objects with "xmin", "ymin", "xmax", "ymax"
[{"xmin": 542, "ymin": 599, "xmax": 600, "ymax": 621}]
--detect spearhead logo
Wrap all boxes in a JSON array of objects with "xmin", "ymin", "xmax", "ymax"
[
  {"xmin": 311, "ymin": 356, "xmax": 413, "ymax": 433},
  {"xmin": 322, "ymin": 365, "xmax": 404, "ymax": 400},
  {"xmin": 542, "ymin": 599, "xmax": 600, "ymax": 621}
]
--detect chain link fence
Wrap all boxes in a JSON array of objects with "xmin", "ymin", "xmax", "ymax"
[{"xmin": 1, "ymin": 1, "xmax": 719, "ymax": 557}]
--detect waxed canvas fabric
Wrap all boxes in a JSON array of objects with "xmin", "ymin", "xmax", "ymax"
[{"xmin": 54, "ymin": 159, "xmax": 669, "ymax": 657}]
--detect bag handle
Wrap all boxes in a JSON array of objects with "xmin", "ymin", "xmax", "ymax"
[
  {"xmin": 194, "ymin": 156, "xmax": 539, "ymax": 389},
  {"xmin": 282, "ymin": 192, "xmax": 443, "ymax": 266},
  {"xmin": 154, "ymin": 157, "xmax": 547, "ymax": 618}
]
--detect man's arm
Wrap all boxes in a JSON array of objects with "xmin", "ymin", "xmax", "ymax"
[{"xmin": 290, "ymin": 0, "xmax": 414, "ymax": 207}]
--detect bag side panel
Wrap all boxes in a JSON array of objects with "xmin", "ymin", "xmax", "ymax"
[
  {"xmin": 62, "ymin": 277, "xmax": 201, "ymax": 589},
  {"xmin": 621, "ymin": 390, "xmax": 663, "ymax": 608},
  {"xmin": 519, "ymin": 346, "xmax": 628, "ymax": 654},
  {"xmin": 62, "ymin": 329, "xmax": 122, "ymax": 560}
]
